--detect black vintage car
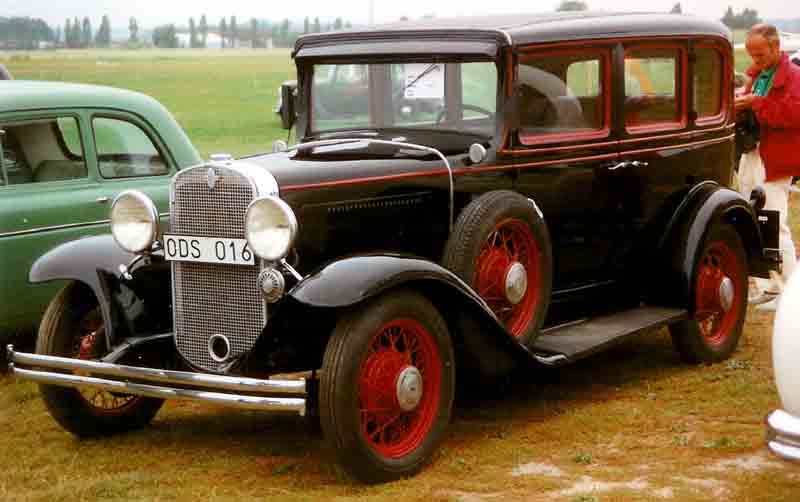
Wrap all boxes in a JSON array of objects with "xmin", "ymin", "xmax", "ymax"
[{"xmin": 8, "ymin": 12, "xmax": 781, "ymax": 483}]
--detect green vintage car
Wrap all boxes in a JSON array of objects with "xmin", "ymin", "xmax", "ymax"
[{"xmin": 0, "ymin": 81, "xmax": 201, "ymax": 342}]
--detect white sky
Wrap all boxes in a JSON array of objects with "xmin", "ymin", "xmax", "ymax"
[{"xmin": 1, "ymin": 0, "xmax": 793, "ymax": 29}]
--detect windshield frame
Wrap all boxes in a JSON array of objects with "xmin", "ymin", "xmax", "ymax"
[{"xmin": 300, "ymin": 56, "xmax": 503, "ymax": 142}]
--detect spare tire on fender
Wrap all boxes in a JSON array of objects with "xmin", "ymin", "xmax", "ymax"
[{"xmin": 442, "ymin": 190, "xmax": 552, "ymax": 347}]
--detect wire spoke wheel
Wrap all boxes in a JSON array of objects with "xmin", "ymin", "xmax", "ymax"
[
  {"xmin": 320, "ymin": 290, "xmax": 455, "ymax": 483},
  {"xmin": 358, "ymin": 319, "xmax": 442, "ymax": 459},
  {"xmin": 475, "ymin": 218, "xmax": 541, "ymax": 338},
  {"xmin": 442, "ymin": 190, "xmax": 552, "ymax": 347},
  {"xmin": 669, "ymin": 224, "xmax": 748, "ymax": 364},
  {"xmin": 36, "ymin": 282, "xmax": 163, "ymax": 437},
  {"xmin": 694, "ymin": 241, "xmax": 742, "ymax": 346}
]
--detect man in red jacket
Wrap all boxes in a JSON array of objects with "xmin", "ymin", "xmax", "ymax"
[{"xmin": 736, "ymin": 24, "xmax": 800, "ymax": 310}]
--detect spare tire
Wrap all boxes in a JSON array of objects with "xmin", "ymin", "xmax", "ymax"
[{"xmin": 443, "ymin": 190, "xmax": 552, "ymax": 347}]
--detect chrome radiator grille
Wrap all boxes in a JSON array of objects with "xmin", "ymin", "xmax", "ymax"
[{"xmin": 171, "ymin": 166, "xmax": 264, "ymax": 372}]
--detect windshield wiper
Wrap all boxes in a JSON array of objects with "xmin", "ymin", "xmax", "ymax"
[{"xmin": 398, "ymin": 63, "xmax": 440, "ymax": 97}]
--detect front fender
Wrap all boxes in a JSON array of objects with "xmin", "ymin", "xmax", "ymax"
[
  {"xmin": 28, "ymin": 235, "xmax": 170, "ymax": 347},
  {"xmin": 287, "ymin": 254, "xmax": 533, "ymax": 374}
]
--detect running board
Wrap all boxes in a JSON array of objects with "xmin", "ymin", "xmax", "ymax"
[{"xmin": 530, "ymin": 306, "xmax": 688, "ymax": 366}]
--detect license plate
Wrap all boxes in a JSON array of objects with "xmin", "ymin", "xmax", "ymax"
[{"xmin": 163, "ymin": 235, "xmax": 255, "ymax": 266}]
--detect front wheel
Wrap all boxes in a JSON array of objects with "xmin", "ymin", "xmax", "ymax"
[
  {"xmin": 36, "ymin": 282, "xmax": 164, "ymax": 437},
  {"xmin": 669, "ymin": 223, "xmax": 748, "ymax": 363},
  {"xmin": 319, "ymin": 290, "xmax": 455, "ymax": 483}
]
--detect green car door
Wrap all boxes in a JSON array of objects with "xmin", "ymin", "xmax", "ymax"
[{"xmin": 0, "ymin": 109, "xmax": 181, "ymax": 340}]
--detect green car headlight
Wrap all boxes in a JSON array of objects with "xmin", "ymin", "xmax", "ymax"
[{"xmin": 110, "ymin": 190, "xmax": 159, "ymax": 254}]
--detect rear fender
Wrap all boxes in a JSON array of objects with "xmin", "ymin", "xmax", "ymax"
[
  {"xmin": 653, "ymin": 182, "xmax": 771, "ymax": 312},
  {"xmin": 29, "ymin": 235, "xmax": 171, "ymax": 347},
  {"xmin": 256, "ymin": 255, "xmax": 532, "ymax": 375}
]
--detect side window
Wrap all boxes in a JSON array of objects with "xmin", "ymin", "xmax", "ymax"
[
  {"xmin": 518, "ymin": 50, "xmax": 608, "ymax": 145},
  {"xmin": 0, "ymin": 117, "xmax": 87, "ymax": 187},
  {"xmin": 93, "ymin": 117, "xmax": 168, "ymax": 179},
  {"xmin": 624, "ymin": 48, "xmax": 683, "ymax": 129},
  {"xmin": 694, "ymin": 47, "xmax": 724, "ymax": 122},
  {"xmin": 461, "ymin": 62, "xmax": 497, "ymax": 119}
]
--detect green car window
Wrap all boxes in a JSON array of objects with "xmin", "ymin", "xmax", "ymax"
[
  {"xmin": 0, "ymin": 117, "xmax": 87, "ymax": 186},
  {"xmin": 93, "ymin": 117, "xmax": 168, "ymax": 179}
]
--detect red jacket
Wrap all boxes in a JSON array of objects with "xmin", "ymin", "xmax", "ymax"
[{"xmin": 746, "ymin": 52, "xmax": 800, "ymax": 181}]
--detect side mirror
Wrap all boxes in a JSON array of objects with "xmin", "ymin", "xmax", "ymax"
[
  {"xmin": 0, "ymin": 64, "xmax": 12, "ymax": 81},
  {"xmin": 278, "ymin": 80, "xmax": 298, "ymax": 130}
]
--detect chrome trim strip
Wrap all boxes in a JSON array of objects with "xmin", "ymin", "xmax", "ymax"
[
  {"xmin": 0, "ymin": 212, "xmax": 171, "ymax": 239},
  {"xmin": 11, "ymin": 365, "xmax": 306, "ymax": 415},
  {"xmin": 0, "ymin": 218, "xmax": 110, "ymax": 238},
  {"xmin": 289, "ymin": 139, "xmax": 454, "ymax": 232},
  {"xmin": 9, "ymin": 347, "xmax": 306, "ymax": 395},
  {"xmin": 766, "ymin": 409, "xmax": 800, "ymax": 462}
]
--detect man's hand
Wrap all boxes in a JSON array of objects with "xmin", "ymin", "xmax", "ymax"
[{"xmin": 735, "ymin": 93, "xmax": 757, "ymax": 112}]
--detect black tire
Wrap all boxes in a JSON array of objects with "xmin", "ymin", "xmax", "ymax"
[
  {"xmin": 319, "ymin": 290, "xmax": 455, "ymax": 483},
  {"xmin": 36, "ymin": 282, "xmax": 163, "ymax": 438},
  {"xmin": 669, "ymin": 224, "xmax": 748, "ymax": 363},
  {"xmin": 443, "ymin": 190, "xmax": 552, "ymax": 347}
]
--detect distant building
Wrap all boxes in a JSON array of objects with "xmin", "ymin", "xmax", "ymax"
[{"xmin": 175, "ymin": 32, "xmax": 271, "ymax": 49}]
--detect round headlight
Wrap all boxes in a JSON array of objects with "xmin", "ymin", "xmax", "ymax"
[
  {"xmin": 110, "ymin": 190, "xmax": 159, "ymax": 253},
  {"xmin": 245, "ymin": 196, "xmax": 298, "ymax": 262}
]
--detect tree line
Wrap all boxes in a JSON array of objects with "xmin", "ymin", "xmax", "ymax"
[
  {"xmin": 152, "ymin": 15, "xmax": 354, "ymax": 49},
  {"xmin": 0, "ymin": 8, "xmax": 777, "ymax": 51},
  {"xmin": 0, "ymin": 17, "xmax": 55, "ymax": 49}
]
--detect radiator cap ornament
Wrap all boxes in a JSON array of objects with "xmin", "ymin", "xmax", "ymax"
[{"xmin": 207, "ymin": 167, "xmax": 217, "ymax": 190}]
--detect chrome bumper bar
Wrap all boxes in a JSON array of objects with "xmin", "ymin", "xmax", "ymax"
[
  {"xmin": 6, "ymin": 345, "xmax": 306, "ymax": 416},
  {"xmin": 766, "ymin": 409, "xmax": 800, "ymax": 461}
]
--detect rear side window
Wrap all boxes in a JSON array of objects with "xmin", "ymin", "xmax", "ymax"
[
  {"xmin": 694, "ymin": 47, "xmax": 724, "ymax": 122},
  {"xmin": 93, "ymin": 117, "xmax": 168, "ymax": 179},
  {"xmin": 624, "ymin": 47, "xmax": 684, "ymax": 131},
  {"xmin": 1, "ymin": 117, "xmax": 87, "ymax": 187},
  {"xmin": 517, "ymin": 49, "xmax": 610, "ymax": 145}
]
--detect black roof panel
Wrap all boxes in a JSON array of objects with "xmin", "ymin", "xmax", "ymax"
[{"xmin": 294, "ymin": 12, "xmax": 731, "ymax": 57}]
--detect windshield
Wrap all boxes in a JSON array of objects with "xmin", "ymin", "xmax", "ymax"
[{"xmin": 311, "ymin": 61, "xmax": 497, "ymax": 138}]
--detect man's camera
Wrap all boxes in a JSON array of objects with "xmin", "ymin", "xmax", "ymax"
[{"xmin": 735, "ymin": 109, "xmax": 761, "ymax": 156}]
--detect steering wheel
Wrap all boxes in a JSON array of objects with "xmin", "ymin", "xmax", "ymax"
[{"xmin": 435, "ymin": 104, "xmax": 495, "ymax": 125}]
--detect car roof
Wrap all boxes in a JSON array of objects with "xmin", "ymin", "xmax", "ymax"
[
  {"xmin": 294, "ymin": 12, "xmax": 731, "ymax": 57},
  {"xmin": 0, "ymin": 80, "xmax": 167, "ymax": 115},
  {"xmin": 0, "ymin": 81, "xmax": 202, "ymax": 168}
]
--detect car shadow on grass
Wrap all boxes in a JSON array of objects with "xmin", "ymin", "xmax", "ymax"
[{"xmin": 70, "ymin": 327, "xmax": 704, "ymax": 487}]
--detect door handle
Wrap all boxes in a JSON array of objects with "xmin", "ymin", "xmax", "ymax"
[
  {"xmin": 96, "ymin": 196, "xmax": 111, "ymax": 204},
  {"xmin": 607, "ymin": 161, "xmax": 649, "ymax": 171}
]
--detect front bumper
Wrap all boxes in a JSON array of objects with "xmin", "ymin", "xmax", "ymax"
[
  {"xmin": 6, "ymin": 345, "xmax": 306, "ymax": 416},
  {"xmin": 766, "ymin": 409, "xmax": 800, "ymax": 461}
]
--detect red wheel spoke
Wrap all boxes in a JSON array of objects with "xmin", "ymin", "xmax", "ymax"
[{"xmin": 358, "ymin": 317, "xmax": 443, "ymax": 459}]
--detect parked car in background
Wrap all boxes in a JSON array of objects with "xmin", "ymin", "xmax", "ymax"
[
  {"xmin": 8, "ymin": 13, "xmax": 780, "ymax": 484},
  {"xmin": 766, "ymin": 272, "xmax": 800, "ymax": 461},
  {"xmin": 0, "ymin": 82, "xmax": 201, "ymax": 344}
]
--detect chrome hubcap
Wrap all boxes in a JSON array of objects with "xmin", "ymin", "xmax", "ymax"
[
  {"xmin": 504, "ymin": 262, "xmax": 528, "ymax": 305},
  {"xmin": 719, "ymin": 276, "xmax": 735, "ymax": 312},
  {"xmin": 396, "ymin": 366, "xmax": 424, "ymax": 411}
]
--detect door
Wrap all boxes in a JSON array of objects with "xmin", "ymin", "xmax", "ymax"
[
  {"xmin": 0, "ymin": 111, "xmax": 177, "ymax": 334},
  {"xmin": 510, "ymin": 45, "xmax": 620, "ymax": 299}
]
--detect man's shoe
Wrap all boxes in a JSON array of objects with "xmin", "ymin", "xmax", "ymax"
[{"xmin": 749, "ymin": 291, "xmax": 779, "ymax": 305}]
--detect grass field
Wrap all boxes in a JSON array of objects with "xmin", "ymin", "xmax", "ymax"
[
  {"xmin": 0, "ymin": 48, "xmax": 797, "ymax": 501},
  {"xmin": 3, "ymin": 49, "xmax": 295, "ymax": 159}
]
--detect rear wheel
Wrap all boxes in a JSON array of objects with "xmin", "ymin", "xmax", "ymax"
[
  {"xmin": 669, "ymin": 224, "xmax": 748, "ymax": 363},
  {"xmin": 319, "ymin": 290, "xmax": 455, "ymax": 483},
  {"xmin": 36, "ymin": 282, "xmax": 163, "ymax": 437}
]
